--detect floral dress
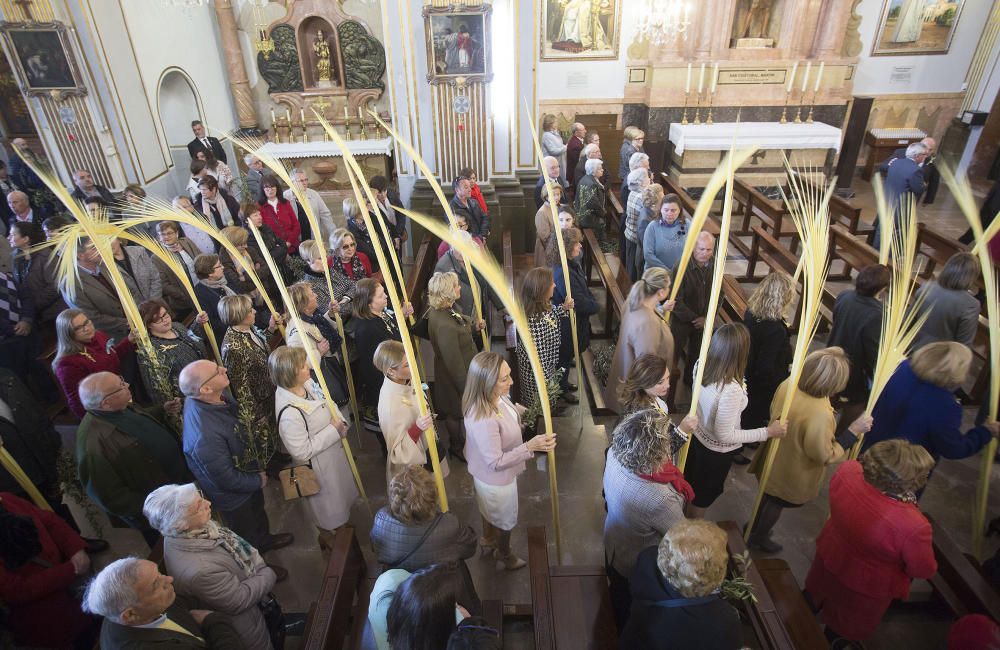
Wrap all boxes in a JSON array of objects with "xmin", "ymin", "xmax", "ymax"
[
  {"xmin": 221, "ymin": 326, "xmax": 277, "ymax": 469},
  {"xmin": 516, "ymin": 304, "xmax": 566, "ymax": 409}
]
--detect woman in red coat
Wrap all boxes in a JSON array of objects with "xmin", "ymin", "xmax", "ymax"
[
  {"xmin": 0, "ymin": 492, "xmax": 100, "ymax": 648},
  {"xmin": 259, "ymin": 174, "xmax": 300, "ymax": 254},
  {"xmin": 52, "ymin": 308, "xmax": 134, "ymax": 418},
  {"xmin": 806, "ymin": 439, "xmax": 937, "ymax": 642}
]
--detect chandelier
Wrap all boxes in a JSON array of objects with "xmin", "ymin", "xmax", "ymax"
[{"xmin": 635, "ymin": 0, "xmax": 692, "ymax": 47}]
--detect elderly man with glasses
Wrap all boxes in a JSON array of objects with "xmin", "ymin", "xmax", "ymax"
[
  {"xmin": 178, "ymin": 359, "xmax": 294, "ymax": 557},
  {"xmin": 76, "ymin": 371, "xmax": 190, "ymax": 547}
]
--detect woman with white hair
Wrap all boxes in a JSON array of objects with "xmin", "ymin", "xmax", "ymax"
[
  {"xmin": 574, "ymin": 158, "xmax": 607, "ymax": 236},
  {"xmin": 329, "ymin": 227, "xmax": 376, "ymax": 293},
  {"xmin": 144, "ymin": 483, "xmax": 278, "ymax": 650},
  {"xmin": 342, "ymin": 198, "xmax": 382, "ymax": 276},
  {"xmin": 270, "ymin": 346, "xmax": 358, "ymax": 549},
  {"xmin": 299, "ymin": 239, "xmax": 354, "ymax": 312},
  {"xmin": 623, "ymin": 168, "xmax": 652, "ymax": 281}
]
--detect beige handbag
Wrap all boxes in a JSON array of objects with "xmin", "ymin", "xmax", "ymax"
[{"xmin": 277, "ymin": 403, "xmax": 321, "ymax": 500}]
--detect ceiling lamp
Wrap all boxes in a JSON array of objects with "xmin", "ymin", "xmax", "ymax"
[{"xmin": 635, "ymin": 0, "xmax": 692, "ymax": 47}]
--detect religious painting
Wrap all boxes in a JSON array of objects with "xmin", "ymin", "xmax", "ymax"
[
  {"xmin": 541, "ymin": 0, "xmax": 621, "ymax": 61},
  {"xmin": 0, "ymin": 51, "xmax": 35, "ymax": 136},
  {"xmin": 423, "ymin": 5, "xmax": 492, "ymax": 84},
  {"xmin": 872, "ymin": 0, "xmax": 966, "ymax": 56},
  {"xmin": 0, "ymin": 23, "xmax": 84, "ymax": 96}
]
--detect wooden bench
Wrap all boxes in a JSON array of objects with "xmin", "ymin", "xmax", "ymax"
[
  {"xmin": 301, "ymin": 527, "xmax": 369, "ymax": 650},
  {"xmin": 720, "ymin": 521, "xmax": 826, "ymax": 650},
  {"xmin": 916, "ymin": 223, "xmax": 965, "ymax": 280},
  {"xmin": 720, "ymin": 275, "xmax": 748, "ymax": 325},
  {"xmin": 405, "ymin": 233, "xmax": 439, "ymax": 317},
  {"xmin": 581, "ymin": 228, "xmax": 627, "ymax": 415},
  {"xmin": 527, "ymin": 526, "xmax": 618, "ymax": 650},
  {"xmin": 733, "ymin": 178, "xmax": 798, "ymax": 255},
  {"xmin": 502, "ymin": 230, "xmax": 522, "ymax": 404},
  {"xmin": 926, "ymin": 516, "xmax": 1000, "ymax": 622},
  {"xmin": 828, "ymin": 223, "xmax": 879, "ymax": 282}
]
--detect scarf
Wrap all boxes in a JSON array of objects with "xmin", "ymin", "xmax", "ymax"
[
  {"xmin": 198, "ymin": 276, "xmax": 235, "ymax": 296},
  {"xmin": 639, "ymin": 462, "xmax": 696, "ymax": 503},
  {"xmin": 204, "ymin": 194, "xmax": 234, "ymax": 228},
  {"xmin": 335, "ymin": 255, "xmax": 367, "ymax": 281},
  {"xmin": 177, "ymin": 520, "xmax": 262, "ymax": 576}
]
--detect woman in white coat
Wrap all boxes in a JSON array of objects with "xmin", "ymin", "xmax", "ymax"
[
  {"xmin": 270, "ymin": 345, "xmax": 358, "ymax": 550},
  {"xmin": 374, "ymin": 340, "xmax": 446, "ymax": 484}
]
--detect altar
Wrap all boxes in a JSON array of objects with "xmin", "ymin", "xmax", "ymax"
[{"xmin": 666, "ymin": 121, "xmax": 843, "ymax": 187}]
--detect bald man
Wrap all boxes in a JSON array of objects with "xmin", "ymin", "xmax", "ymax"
[
  {"xmin": 671, "ymin": 232, "xmax": 716, "ymax": 389},
  {"xmin": 76, "ymin": 372, "xmax": 188, "ymax": 546},
  {"xmin": 6, "ymin": 190, "xmax": 41, "ymax": 228},
  {"xmin": 534, "ymin": 155, "xmax": 569, "ymax": 209},
  {"xmin": 179, "ymin": 360, "xmax": 293, "ymax": 554},
  {"xmin": 566, "ymin": 122, "xmax": 587, "ymax": 185}
]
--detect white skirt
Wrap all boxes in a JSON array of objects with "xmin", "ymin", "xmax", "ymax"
[{"xmin": 473, "ymin": 478, "xmax": 518, "ymax": 531}]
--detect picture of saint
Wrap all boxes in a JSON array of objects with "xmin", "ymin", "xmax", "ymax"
[
  {"xmin": 540, "ymin": 0, "xmax": 620, "ymax": 60},
  {"xmin": 429, "ymin": 14, "xmax": 486, "ymax": 76},
  {"xmin": 8, "ymin": 29, "xmax": 76, "ymax": 90}
]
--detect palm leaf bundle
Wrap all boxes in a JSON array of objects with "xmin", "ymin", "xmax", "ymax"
[{"xmin": 872, "ymin": 174, "xmax": 895, "ymax": 265}]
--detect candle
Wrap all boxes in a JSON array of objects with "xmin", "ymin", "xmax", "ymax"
[
  {"xmin": 800, "ymin": 61, "xmax": 811, "ymax": 93},
  {"xmin": 697, "ymin": 63, "xmax": 705, "ymax": 94},
  {"xmin": 685, "ymin": 63, "xmax": 692, "ymax": 93},
  {"xmin": 786, "ymin": 61, "xmax": 798, "ymax": 93},
  {"xmin": 300, "ymin": 108, "xmax": 305, "ymax": 123},
  {"xmin": 358, "ymin": 106, "xmax": 364, "ymax": 120},
  {"xmin": 285, "ymin": 108, "xmax": 291, "ymax": 122},
  {"xmin": 813, "ymin": 62, "xmax": 824, "ymax": 93},
  {"xmin": 270, "ymin": 108, "xmax": 276, "ymax": 125},
  {"xmin": 711, "ymin": 62, "xmax": 719, "ymax": 93},
  {"xmin": 344, "ymin": 105, "xmax": 349, "ymax": 119}
]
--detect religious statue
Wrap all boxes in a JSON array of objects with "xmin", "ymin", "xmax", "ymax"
[
  {"xmin": 737, "ymin": 0, "xmax": 773, "ymax": 39},
  {"xmin": 314, "ymin": 30, "xmax": 332, "ymax": 83}
]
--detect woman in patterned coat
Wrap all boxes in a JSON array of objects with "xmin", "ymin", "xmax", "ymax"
[{"xmin": 515, "ymin": 267, "xmax": 574, "ymax": 413}]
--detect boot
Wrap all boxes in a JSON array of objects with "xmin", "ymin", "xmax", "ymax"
[
  {"xmin": 479, "ymin": 516, "xmax": 497, "ymax": 557},
  {"xmin": 317, "ymin": 527, "xmax": 336, "ymax": 552},
  {"xmin": 494, "ymin": 529, "xmax": 526, "ymax": 571},
  {"xmin": 747, "ymin": 496, "xmax": 784, "ymax": 554}
]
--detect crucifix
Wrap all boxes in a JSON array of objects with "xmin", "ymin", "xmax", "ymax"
[
  {"xmin": 311, "ymin": 97, "xmax": 332, "ymax": 140},
  {"xmin": 13, "ymin": 0, "xmax": 34, "ymax": 21}
]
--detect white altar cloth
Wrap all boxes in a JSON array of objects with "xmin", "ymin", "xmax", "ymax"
[
  {"xmin": 668, "ymin": 122, "xmax": 842, "ymax": 155},
  {"xmin": 259, "ymin": 137, "xmax": 393, "ymax": 159}
]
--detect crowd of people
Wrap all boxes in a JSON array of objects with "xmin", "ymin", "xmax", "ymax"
[{"xmin": 0, "ymin": 116, "xmax": 998, "ymax": 650}]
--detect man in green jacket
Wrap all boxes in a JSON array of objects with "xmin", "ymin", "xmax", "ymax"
[{"xmin": 76, "ymin": 372, "xmax": 189, "ymax": 546}]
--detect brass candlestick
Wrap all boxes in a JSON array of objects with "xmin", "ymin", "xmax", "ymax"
[
  {"xmin": 300, "ymin": 121, "xmax": 309, "ymax": 143},
  {"xmin": 780, "ymin": 89, "xmax": 790, "ymax": 124},
  {"xmin": 359, "ymin": 119, "xmax": 368, "ymax": 140},
  {"xmin": 681, "ymin": 91, "xmax": 690, "ymax": 125},
  {"xmin": 705, "ymin": 91, "xmax": 715, "ymax": 125},
  {"xmin": 806, "ymin": 89, "xmax": 817, "ymax": 124},
  {"xmin": 693, "ymin": 91, "xmax": 702, "ymax": 124},
  {"xmin": 793, "ymin": 92, "xmax": 803, "ymax": 124},
  {"xmin": 343, "ymin": 115, "xmax": 351, "ymax": 138}
]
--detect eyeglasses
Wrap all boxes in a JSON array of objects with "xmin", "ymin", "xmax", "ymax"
[
  {"xmin": 198, "ymin": 365, "xmax": 226, "ymax": 391},
  {"xmin": 72, "ymin": 318, "xmax": 93, "ymax": 332},
  {"xmin": 153, "ymin": 311, "xmax": 170, "ymax": 324},
  {"xmin": 342, "ymin": 242, "xmax": 356, "ymax": 249},
  {"xmin": 102, "ymin": 376, "xmax": 129, "ymax": 402}
]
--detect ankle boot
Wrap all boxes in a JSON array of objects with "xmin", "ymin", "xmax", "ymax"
[
  {"xmin": 493, "ymin": 529, "xmax": 526, "ymax": 571},
  {"xmin": 317, "ymin": 527, "xmax": 336, "ymax": 551},
  {"xmin": 479, "ymin": 516, "xmax": 497, "ymax": 557}
]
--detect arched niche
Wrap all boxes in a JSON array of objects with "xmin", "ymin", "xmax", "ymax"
[
  {"xmin": 297, "ymin": 16, "xmax": 345, "ymax": 90},
  {"xmin": 157, "ymin": 68, "xmax": 202, "ymax": 148}
]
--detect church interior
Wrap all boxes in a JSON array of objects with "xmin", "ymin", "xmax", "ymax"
[{"xmin": 1, "ymin": 0, "xmax": 1000, "ymax": 648}]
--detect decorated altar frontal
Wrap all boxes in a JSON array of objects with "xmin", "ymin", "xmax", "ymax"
[{"xmin": 666, "ymin": 122, "xmax": 843, "ymax": 186}]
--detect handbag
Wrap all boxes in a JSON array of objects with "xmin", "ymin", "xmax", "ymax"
[
  {"xmin": 258, "ymin": 593, "xmax": 286, "ymax": 650},
  {"xmin": 276, "ymin": 405, "xmax": 321, "ymax": 501}
]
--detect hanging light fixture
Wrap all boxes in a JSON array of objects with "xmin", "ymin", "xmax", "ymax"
[
  {"xmin": 250, "ymin": 0, "xmax": 275, "ymax": 60},
  {"xmin": 635, "ymin": 0, "xmax": 693, "ymax": 47}
]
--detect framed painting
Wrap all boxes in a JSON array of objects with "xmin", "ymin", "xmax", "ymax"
[
  {"xmin": 872, "ymin": 0, "xmax": 966, "ymax": 56},
  {"xmin": 0, "ymin": 22, "xmax": 85, "ymax": 97},
  {"xmin": 0, "ymin": 50, "xmax": 35, "ymax": 135},
  {"xmin": 423, "ymin": 5, "xmax": 492, "ymax": 84},
  {"xmin": 541, "ymin": 0, "xmax": 621, "ymax": 61}
]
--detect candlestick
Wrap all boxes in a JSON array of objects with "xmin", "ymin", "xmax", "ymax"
[
  {"xmin": 681, "ymin": 91, "xmax": 690, "ymax": 125},
  {"xmin": 693, "ymin": 90, "xmax": 702, "ymax": 125},
  {"xmin": 786, "ymin": 61, "xmax": 798, "ymax": 93},
  {"xmin": 806, "ymin": 104, "xmax": 815, "ymax": 124},
  {"xmin": 813, "ymin": 62, "xmax": 824, "ymax": 93},
  {"xmin": 794, "ymin": 105, "xmax": 803, "ymax": 124},
  {"xmin": 711, "ymin": 63, "xmax": 718, "ymax": 93},
  {"xmin": 800, "ymin": 61, "xmax": 811, "ymax": 94},
  {"xmin": 357, "ymin": 106, "xmax": 364, "ymax": 120},
  {"xmin": 780, "ymin": 89, "xmax": 790, "ymax": 124},
  {"xmin": 697, "ymin": 62, "xmax": 705, "ymax": 94},
  {"xmin": 285, "ymin": 108, "xmax": 291, "ymax": 124},
  {"xmin": 685, "ymin": 63, "xmax": 692, "ymax": 94}
]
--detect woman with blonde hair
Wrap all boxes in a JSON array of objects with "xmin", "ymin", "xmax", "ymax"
[
  {"xmin": 863, "ymin": 341, "xmax": 999, "ymax": 471},
  {"xmin": 605, "ymin": 267, "xmax": 676, "ymax": 413},
  {"xmin": 270, "ymin": 345, "xmax": 357, "ymax": 548},
  {"xmin": 284, "ymin": 281, "xmax": 350, "ymax": 407},
  {"xmin": 426, "ymin": 271, "xmax": 484, "ymax": 460},
  {"xmin": 374, "ymin": 340, "xmax": 440, "ymax": 481},
  {"xmin": 746, "ymin": 347, "xmax": 873, "ymax": 553},
  {"xmin": 464, "ymin": 352, "xmax": 557, "ymax": 570},
  {"xmin": 742, "ymin": 271, "xmax": 795, "ymax": 429},
  {"xmin": 219, "ymin": 225, "xmax": 278, "ymax": 308},
  {"xmin": 516, "ymin": 267, "xmax": 575, "ymax": 411},
  {"xmin": 683, "ymin": 323, "xmax": 786, "ymax": 518},
  {"xmin": 805, "ymin": 439, "xmax": 937, "ymax": 642}
]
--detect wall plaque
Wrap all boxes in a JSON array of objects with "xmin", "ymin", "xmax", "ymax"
[{"xmin": 718, "ymin": 69, "xmax": 787, "ymax": 85}]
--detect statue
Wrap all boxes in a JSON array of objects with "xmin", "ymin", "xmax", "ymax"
[
  {"xmin": 732, "ymin": 0, "xmax": 776, "ymax": 47},
  {"xmin": 338, "ymin": 21, "xmax": 386, "ymax": 90},
  {"xmin": 314, "ymin": 30, "xmax": 332, "ymax": 84}
]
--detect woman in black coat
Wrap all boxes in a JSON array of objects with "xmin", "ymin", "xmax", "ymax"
[
  {"xmin": 741, "ymin": 272, "xmax": 795, "ymax": 429},
  {"xmin": 551, "ymin": 228, "xmax": 599, "ymax": 384}
]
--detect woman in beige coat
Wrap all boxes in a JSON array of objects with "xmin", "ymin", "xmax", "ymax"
[
  {"xmin": 533, "ymin": 183, "xmax": 564, "ymax": 267},
  {"xmin": 605, "ymin": 267, "xmax": 676, "ymax": 413},
  {"xmin": 747, "ymin": 347, "xmax": 873, "ymax": 553}
]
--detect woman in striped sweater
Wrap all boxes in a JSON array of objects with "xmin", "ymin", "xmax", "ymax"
[{"xmin": 683, "ymin": 323, "xmax": 786, "ymax": 518}]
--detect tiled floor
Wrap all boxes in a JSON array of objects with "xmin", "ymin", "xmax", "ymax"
[{"xmin": 69, "ymin": 172, "xmax": 999, "ymax": 649}]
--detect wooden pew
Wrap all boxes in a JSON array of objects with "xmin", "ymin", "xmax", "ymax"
[
  {"xmin": 527, "ymin": 526, "xmax": 618, "ymax": 650},
  {"xmin": 916, "ymin": 222, "xmax": 965, "ymax": 279},
  {"xmin": 926, "ymin": 515, "xmax": 1000, "ymax": 622},
  {"xmin": 581, "ymin": 228, "xmax": 627, "ymax": 414},
  {"xmin": 607, "ymin": 191, "xmax": 624, "ymax": 235},
  {"xmin": 405, "ymin": 233, "xmax": 439, "ymax": 316},
  {"xmin": 733, "ymin": 178, "xmax": 798, "ymax": 254},
  {"xmin": 301, "ymin": 527, "xmax": 370, "ymax": 650},
  {"xmin": 719, "ymin": 521, "xmax": 826, "ymax": 650},
  {"xmin": 828, "ymin": 223, "xmax": 879, "ymax": 282},
  {"xmin": 720, "ymin": 275, "xmax": 748, "ymax": 325}
]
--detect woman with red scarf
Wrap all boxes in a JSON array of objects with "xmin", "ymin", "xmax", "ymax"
[
  {"xmin": 602, "ymin": 406, "xmax": 697, "ymax": 630},
  {"xmin": 258, "ymin": 175, "xmax": 300, "ymax": 254}
]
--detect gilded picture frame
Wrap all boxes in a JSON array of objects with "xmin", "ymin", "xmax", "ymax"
[
  {"xmin": 423, "ymin": 4, "xmax": 493, "ymax": 85},
  {"xmin": 541, "ymin": 0, "xmax": 622, "ymax": 61},
  {"xmin": 871, "ymin": 0, "xmax": 966, "ymax": 56},
  {"xmin": 0, "ymin": 22, "xmax": 86, "ymax": 98}
]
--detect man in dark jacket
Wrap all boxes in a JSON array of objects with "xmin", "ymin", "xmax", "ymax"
[
  {"xmin": 76, "ymin": 372, "xmax": 188, "ymax": 546},
  {"xmin": 187, "ymin": 120, "xmax": 228, "ymax": 163},
  {"xmin": 874, "ymin": 141, "xmax": 928, "ymax": 249},
  {"xmin": 565, "ymin": 122, "xmax": 586, "ymax": 186},
  {"xmin": 670, "ymin": 232, "xmax": 714, "ymax": 386},
  {"xmin": 86, "ymin": 557, "xmax": 243, "ymax": 649},
  {"xmin": 70, "ymin": 169, "xmax": 116, "ymax": 205},
  {"xmin": 533, "ymin": 156, "xmax": 569, "ymax": 209},
  {"xmin": 179, "ymin": 360, "xmax": 293, "ymax": 552},
  {"xmin": 450, "ymin": 177, "xmax": 490, "ymax": 238}
]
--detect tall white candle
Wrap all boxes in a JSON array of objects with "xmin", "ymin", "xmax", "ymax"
[
  {"xmin": 697, "ymin": 63, "xmax": 705, "ymax": 94},
  {"xmin": 711, "ymin": 62, "xmax": 719, "ymax": 93},
  {"xmin": 800, "ymin": 61, "xmax": 811, "ymax": 93},
  {"xmin": 685, "ymin": 63, "xmax": 692, "ymax": 93},
  {"xmin": 813, "ymin": 62, "xmax": 824, "ymax": 92},
  {"xmin": 786, "ymin": 61, "xmax": 798, "ymax": 93}
]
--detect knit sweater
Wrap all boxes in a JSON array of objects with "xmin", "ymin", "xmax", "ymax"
[
  {"xmin": 643, "ymin": 219, "xmax": 689, "ymax": 272},
  {"xmin": 694, "ymin": 380, "xmax": 769, "ymax": 453}
]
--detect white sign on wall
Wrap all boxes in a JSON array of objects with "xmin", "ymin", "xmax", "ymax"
[{"xmin": 889, "ymin": 66, "xmax": 915, "ymax": 87}]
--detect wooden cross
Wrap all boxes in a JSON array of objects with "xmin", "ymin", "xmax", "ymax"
[{"xmin": 13, "ymin": 0, "xmax": 34, "ymax": 21}]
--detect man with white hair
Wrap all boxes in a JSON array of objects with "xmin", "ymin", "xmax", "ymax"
[
  {"xmin": 576, "ymin": 158, "xmax": 608, "ymax": 242},
  {"xmin": 534, "ymin": 155, "xmax": 569, "ymax": 209},
  {"xmin": 85, "ymin": 557, "xmax": 242, "ymax": 648},
  {"xmin": 566, "ymin": 122, "xmax": 587, "ymax": 185},
  {"xmin": 671, "ymin": 232, "xmax": 716, "ymax": 389},
  {"xmin": 179, "ymin": 359, "xmax": 294, "ymax": 552},
  {"xmin": 285, "ymin": 167, "xmax": 335, "ymax": 243},
  {"xmin": 875, "ymin": 140, "xmax": 928, "ymax": 249},
  {"xmin": 575, "ymin": 143, "xmax": 602, "ymax": 189},
  {"xmin": 244, "ymin": 154, "xmax": 264, "ymax": 200},
  {"xmin": 76, "ymin": 372, "xmax": 188, "ymax": 546}
]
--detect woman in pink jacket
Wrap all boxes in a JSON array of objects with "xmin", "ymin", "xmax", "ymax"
[{"xmin": 463, "ymin": 352, "xmax": 556, "ymax": 570}]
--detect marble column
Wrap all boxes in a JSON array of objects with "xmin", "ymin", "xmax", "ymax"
[
  {"xmin": 694, "ymin": 1, "xmax": 718, "ymax": 59},
  {"xmin": 811, "ymin": 0, "xmax": 854, "ymax": 58},
  {"xmin": 214, "ymin": 0, "xmax": 258, "ymax": 130}
]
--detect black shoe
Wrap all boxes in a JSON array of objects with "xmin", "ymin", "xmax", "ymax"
[
  {"xmin": 731, "ymin": 453, "xmax": 750, "ymax": 466},
  {"xmin": 260, "ymin": 533, "xmax": 295, "ymax": 552},
  {"xmin": 561, "ymin": 392, "xmax": 579, "ymax": 405},
  {"xmin": 83, "ymin": 537, "xmax": 109, "ymax": 554},
  {"xmin": 748, "ymin": 536, "xmax": 783, "ymax": 554},
  {"xmin": 268, "ymin": 563, "xmax": 289, "ymax": 582}
]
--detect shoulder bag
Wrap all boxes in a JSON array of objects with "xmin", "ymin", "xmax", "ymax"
[{"xmin": 276, "ymin": 404, "xmax": 321, "ymax": 500}]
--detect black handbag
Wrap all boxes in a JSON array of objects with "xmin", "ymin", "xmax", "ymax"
[{"xmin": 259, "ymin": 593, "xmax": 285, "ymax": 650}]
